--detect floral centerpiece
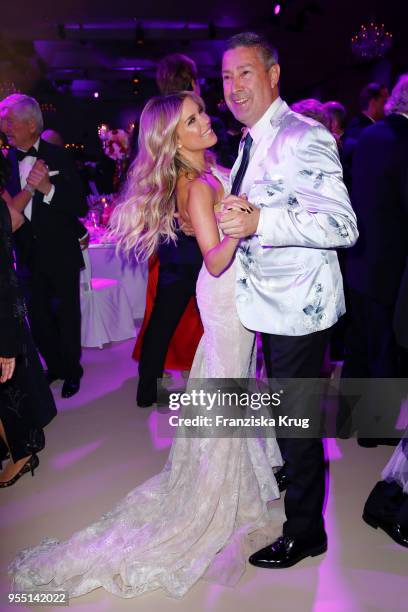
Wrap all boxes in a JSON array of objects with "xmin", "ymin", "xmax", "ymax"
[
  {"xmin": 98, "ymin": 126, "xmax": 131, "ymax": 191},
  {"xmin": 100, "ymin": 128, "xmax": 130, "ymax": 161}
]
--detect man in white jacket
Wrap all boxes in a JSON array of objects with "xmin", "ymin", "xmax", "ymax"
[{"xmin": 220, "ymin": 32, "xmax": 358, "ymax": 568}]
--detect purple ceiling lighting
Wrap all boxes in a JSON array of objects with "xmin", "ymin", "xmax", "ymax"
[{"xmin": 60, "ymin": 18, "xmax": 243, "ymax": 41}]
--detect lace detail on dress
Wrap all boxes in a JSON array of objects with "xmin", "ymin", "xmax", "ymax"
[
  {"xmin": 382, "ymin": 433, "xmax": 408, "ymax": 494},
  {"xmin": 9, "ymin": 169, "xmax": 282, "ymax": 599}
]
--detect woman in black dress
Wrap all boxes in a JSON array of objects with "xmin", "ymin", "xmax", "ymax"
[{"xmin": 0, "ymin": 151, "xmax": 57, "ymax": 487}]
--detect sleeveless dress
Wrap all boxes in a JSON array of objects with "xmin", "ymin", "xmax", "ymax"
[
  {"xmin": 132, "ymin": 254, "xmax": 203, "ymax": 370},
  {"xmin": 9, "ymin": 168, "xmax": 282, "ymax": 599}
]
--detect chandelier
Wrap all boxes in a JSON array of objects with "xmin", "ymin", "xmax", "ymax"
[{"xmin": 351, "ymin": 22, "xmax": 392, "ymax": 60}]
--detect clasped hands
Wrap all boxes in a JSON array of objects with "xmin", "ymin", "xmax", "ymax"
[
  {"xmin": 217, "ymin": 194, "xmax": 260, "ymax": 239},
  {"xmin": 25, "ymin": 159, "xmax": 52, "ymax": 195},
  {"xmin": 175, "ymin": 194, "xmax": 260, "ymax": 239}
]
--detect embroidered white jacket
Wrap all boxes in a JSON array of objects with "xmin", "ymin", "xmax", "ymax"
[{"xmin": 231, "ymin": 98, "xmax": 358, "ymax": 336}]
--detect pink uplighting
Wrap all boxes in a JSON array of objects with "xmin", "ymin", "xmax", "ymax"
[
  {"xmin": 274, "ymin": 3, "xmax": 281, "ymax": 15},
  {"xmin": 148, "ymin": 410, "xmax": 173, "ymax": 450},
  {"xmin": 51, "ymin": 439, "xmax": 107, "ymax": 470}
]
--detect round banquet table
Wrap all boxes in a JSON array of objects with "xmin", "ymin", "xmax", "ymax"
[{"xmin": 88, "ymin": 242, "xmax": 148, "ymax": 320}]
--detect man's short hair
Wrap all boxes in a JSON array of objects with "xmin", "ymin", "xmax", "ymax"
[
  {"xmin": 0, "ymin": 93, "xmax": 44, "ymax": 133},
  {"xmin": 224, "ymin": 32, "xmax": 278, "ymax": 70},
  {"xmin": 156, "ymin": 54, "xmax": 198, "ymax": 95},
  {"xmin": 323, "ymin": 101, "xmax": 347, "ymax": 131},
  {"xmin": 359, "ymin": 83, "xmax": 387, "ymax": 111}
]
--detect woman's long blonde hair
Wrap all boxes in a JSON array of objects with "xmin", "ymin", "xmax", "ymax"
[{"xmin": 109, "ymin": 91, "xmax": 215, "ymax": 261}]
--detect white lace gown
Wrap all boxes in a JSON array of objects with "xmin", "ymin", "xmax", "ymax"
[
  {"xmin": 382, "ymin": 433, "xmax": 408, "ymax": 494},
  {"xmin": 9, "ymin": 169, "xmax": 282, "ymax": 599}
]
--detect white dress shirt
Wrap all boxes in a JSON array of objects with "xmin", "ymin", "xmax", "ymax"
[
  {"xmin": 18, "ymin": 139, "xmax": 55, "ymax": 220},
  {"xmin": 239, "ymin": 97, "xmax": 283, "ymax": 196}
]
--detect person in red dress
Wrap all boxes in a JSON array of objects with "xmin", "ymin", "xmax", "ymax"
[
  {"xmin": 131, "ymin": 54, "xmax": 206, "ymax": 404},
  {"xmin": 132, "ymin": 253, "xmax": 203, "ymax": 371}
]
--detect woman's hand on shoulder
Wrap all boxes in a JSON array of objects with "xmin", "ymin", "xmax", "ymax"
[{"xmin": 0, "ymin": 357, "xmax": 16, "ymax": 383}]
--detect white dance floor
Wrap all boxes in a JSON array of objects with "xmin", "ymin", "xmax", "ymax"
[{"xmin": 1, "ymin": 338, "xmax": 407, "ymax": 611}]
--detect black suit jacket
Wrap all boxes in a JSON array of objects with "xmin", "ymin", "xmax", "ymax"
[
  {"xmin": 341, "ymin": 114, "xmax": 375, "ymax": 192},
  {"xmin": 6, "ymin": 139, "xmax": 88, "ymax": 272},
  {"xmin": 345, "ymin": 114, "xmax": 408, "ymax": 307},
  {"xmin": 344, "ymin": 113, "xmax": 374, "ymax": 142},
  {"xmin": 394, "ymin": 260, "xmax": 408, "ymax": 349}
]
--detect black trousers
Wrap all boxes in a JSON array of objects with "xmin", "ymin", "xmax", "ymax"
[
  {"xmin": 340, "ymin": 288, "xmax": 408, "ymax": 437},
  {"xmin": 342, "ymin": 288, "xmax": 404, "ymax": 378},
  {"xmin": 262, "ymin": 327, "xmax": 331, "ymax": 541},
  {"xmin": 137, "ymin": 263, "xmax": 201, "ymax": 405},
  {"xmin": 25, "ymin": 264, "xmax": 82, "ymax": 380}
]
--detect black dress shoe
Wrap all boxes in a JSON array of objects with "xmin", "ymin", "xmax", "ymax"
[
  {"xmin": 358, "ymin": 438, "xmax": 400, "ymax": 448},
  {"xmin": 61, "ymin": 379, "xmax": 80, "ymax": 398},
  {"xmin": 137, "ymin": 398, "xmax": 155, "ymax": 408},
  {"xmin": 275, "ymin": 467, "xmax": 289, "ymax": 492},
  {"xmin": 363, "ymin": 510, "xmax": 408, "ymax": 548},
  {"xmin": 249, "ymin": 534, "xmax": 327, "ymax": 569},
  {"xmin": 137, "ymin": 384, "xmax": 168, "ymax": 408}
]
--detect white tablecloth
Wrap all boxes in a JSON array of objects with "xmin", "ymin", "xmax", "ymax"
[{"xmin": 88, "ymin": 244, "xmax": 147, "ymax": 319}]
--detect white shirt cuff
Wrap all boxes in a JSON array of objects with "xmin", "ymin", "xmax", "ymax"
[{"xmin": 43, "ymin": 184, "xmax": 55, "ymax": 204}]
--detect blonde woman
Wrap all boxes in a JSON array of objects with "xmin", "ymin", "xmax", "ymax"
[{"xmin": 10, "ymin": 93, "xmax": 281, "ymax": 598}]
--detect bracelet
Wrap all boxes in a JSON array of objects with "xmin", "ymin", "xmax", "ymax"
[{"xmin": 24, "ymin": 184, "xmax": 35, "ymax": 195}]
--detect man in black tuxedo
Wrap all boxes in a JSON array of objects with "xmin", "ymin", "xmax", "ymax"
[
  {"xmin": 359, "ymin": 101, "xmax": 408, "ymax": 542},
  {"xmin": 342, "ymin": 82, "xmax": 388, "ymax": 192},
  {"xmin": 363, "ymin": 299, "xmax": 408, "ymax": 549},
  {"xmin": 343, "ymin": 75, "xmax": 408, "ymax": 441},
  {"xmin": 363, "ymin": 267, "xmax": 408, "ymax": 548},
  {"xmin": 2, "ymin": 94, "xmax": 88, "ymax": 398},
  {"xmin": 345, "ymin": 82, "xmax": 388, "ymax": 138}
]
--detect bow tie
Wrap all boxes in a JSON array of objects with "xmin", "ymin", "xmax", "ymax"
[{"xmin": 16, "ymin": 147, "xmax": 38, "ymax": 162}]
